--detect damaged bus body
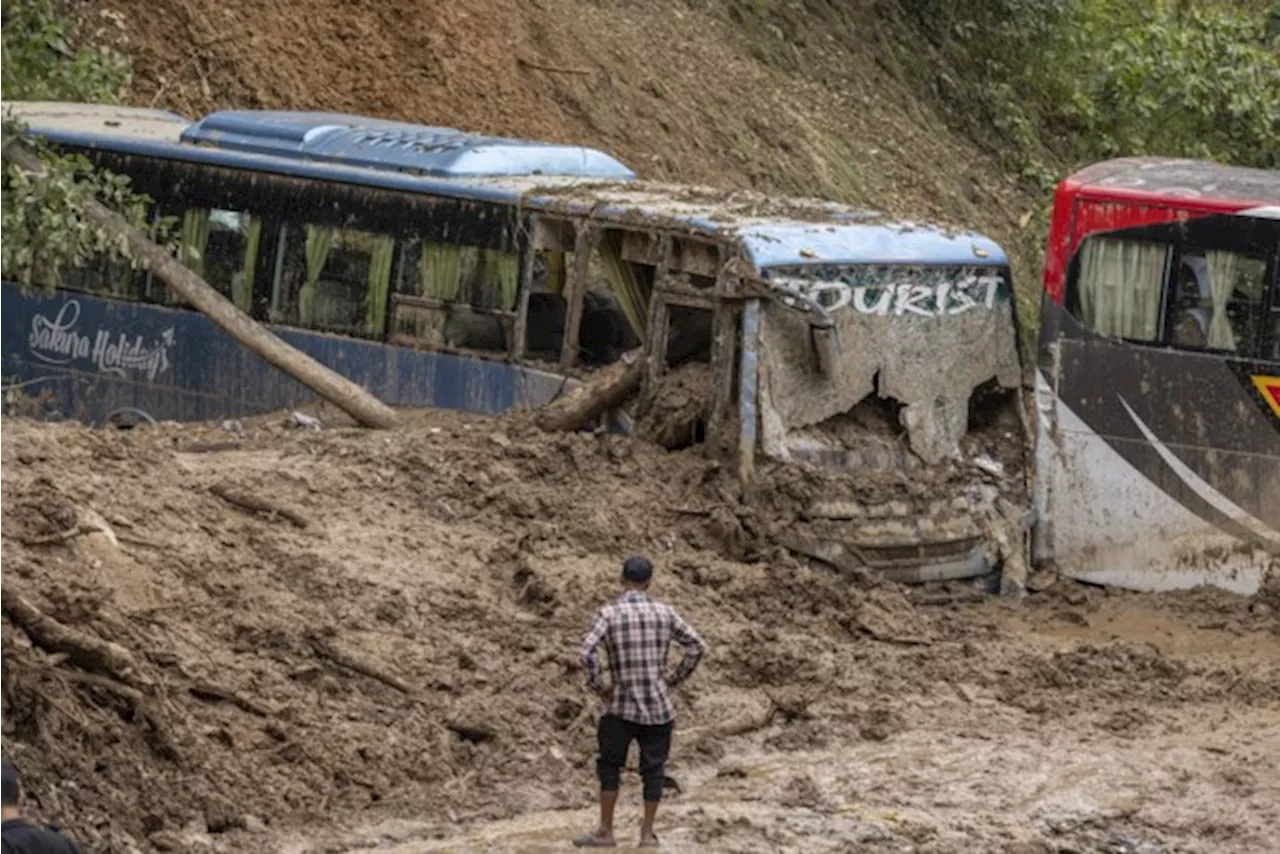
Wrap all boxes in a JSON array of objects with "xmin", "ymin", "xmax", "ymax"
[
  {"xmin": 2, "ymin": 102, "xmax": 1027, "ymax": 585},
  {"xmin": 1034, "ymin": 157, "xmax": 1280, "ymax": 595}
]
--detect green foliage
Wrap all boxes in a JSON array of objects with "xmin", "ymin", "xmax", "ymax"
[
  {"xmin": 1, "ymin": 0, "xmax": 131, "ymax": 102},
  {"xmin": 1, "ymin": 0, "xmax": 163, "ymax": 289},
  {"xmin": 1069, "ymin": 6, "xmax": 1280, "ymax": 166},
  {"xmin": 904, "ymin": 0, "xmax": 1280, "ymax": 175}
]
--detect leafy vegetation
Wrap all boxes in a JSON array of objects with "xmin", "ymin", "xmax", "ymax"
[
  {"xmin": 1, "ymin": 0, "xmax": 164, "ymax": 288},
  {"xmin": 905, "ymin": 0, "xmax": 1280, "ymax": 182}
]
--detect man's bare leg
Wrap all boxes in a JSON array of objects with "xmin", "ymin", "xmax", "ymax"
[
  {"xmin": 639, "ymin": 799, "xmax": 658, "ymax": 844},
  {"xmin": 596, "ymin": 788, "xmax": 619, "ymax": 840}
]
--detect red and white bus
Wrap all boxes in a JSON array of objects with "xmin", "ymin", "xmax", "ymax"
[{"xmin": 1033, "ymin": 157, "xmax": 1280, "ymax": 595}]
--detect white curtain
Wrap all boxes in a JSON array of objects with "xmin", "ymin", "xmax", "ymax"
[
  {"xmin": 1078, "ymin": 238, "xmax": 1168, "ymax": 341},
  {"xmin": 1204, "ymin": 250, "xmax": 1240, "ymax": 351}
]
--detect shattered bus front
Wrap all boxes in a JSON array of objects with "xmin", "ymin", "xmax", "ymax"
[{"xmin": 758, "ymin": 263, "xmax": 1028, "ymax": 585}]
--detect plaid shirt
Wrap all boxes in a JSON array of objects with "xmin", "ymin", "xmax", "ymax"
[{"xmin": 579, "ymin": 591, "xmax": 707, "ymax": 725}]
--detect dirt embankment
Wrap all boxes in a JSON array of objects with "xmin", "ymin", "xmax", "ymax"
[
  {"xmin": 2, "ymin": 410, "xmax": 1278, "ymax": 854},
  {"xmin": 70, "ymin": 0, "xmax": 1040, "ymax": 282}
]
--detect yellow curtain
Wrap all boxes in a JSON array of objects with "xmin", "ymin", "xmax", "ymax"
[
  {"xmin": 180, "ymin": 209, "xmax": 210, "ymax": 278},
  {"xmin": 176, "ymin": 208, "xmax": 211, "ymax": 305},
  {"xmin": 420, "ymin": 242, "xmax": 463, "ymax": 302},
  {"xmin": 542, "ymin": 251, "xmax": 566, "ymax": 295},
  {"xmin": 482, "ymin": 249, "xmax": 520, "ymax": 310},
  {"xmin": 366, "ymin": 235, "xmax": 395, "ymax": 335},
  {"xmin": 234, "ymin": 216, "xmax": 261, "ymax": 313},
  {"xmin": 599, "ymin": 232, "xmax": 647, "ymax": 339},
  {"xmin": 302, "ymin": 225, "xmax": 333, "ymax": 325}
]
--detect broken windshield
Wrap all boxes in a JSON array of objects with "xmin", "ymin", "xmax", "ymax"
[{"xmin": 756, "ymin": 263, "xmax": 1022, "ymax": 467}]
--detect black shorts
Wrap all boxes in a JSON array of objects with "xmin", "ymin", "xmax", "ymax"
[{"xmin": 595, "ymin": 714, "xmax": 673, "ymax": 802}]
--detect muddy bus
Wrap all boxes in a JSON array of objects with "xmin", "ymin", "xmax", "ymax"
[
  {"xmin": 1033, "ymin": 157, "xmax": 1280, "ymax": 595},
  {"xmin": 2, "ymin": 102, "xmax": 1026, "ymax": 584}
]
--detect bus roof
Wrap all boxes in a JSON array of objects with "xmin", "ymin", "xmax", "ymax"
[
  {"xmin": 3, "ymin": 101, "xmax": 1009, "ymax": 269},
  {"xmin": 1064, "ymin": 156, "xmax": 1280, "ymax": 210}
]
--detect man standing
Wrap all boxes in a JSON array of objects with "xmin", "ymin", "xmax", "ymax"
[
  {"xmin": 573, "ymin": 555, "xmax": 707, "ymax": 849},
  {"xmin": 1, "ymin": 761, "xmax": 81, "ymax": 854}
]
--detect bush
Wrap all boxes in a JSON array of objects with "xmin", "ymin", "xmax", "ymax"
[
  {"xmin": 904, "ymin": 0, "xmax": 1280, "ymax": 174},
  {"xmin": 1, "ymin": 0, "xmax": 163, "ymax": 288},
  {"xmin": 1070, "ymin": 6, "xmax": 1279, "ymax": 167}
]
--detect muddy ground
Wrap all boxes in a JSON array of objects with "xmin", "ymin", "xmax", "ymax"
[{"xmin": 2, "ymin": 408, "xmax": 1278, "ymax": 854}]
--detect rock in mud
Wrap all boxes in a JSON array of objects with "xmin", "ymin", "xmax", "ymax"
[{"xmin": 857, "ymin": 704, "xmax": 905, "ymax": 741}]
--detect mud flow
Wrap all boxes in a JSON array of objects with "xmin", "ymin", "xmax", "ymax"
[{"xmin": 2, "ymin": 410, "xmax": 1277, "ymax": 854}]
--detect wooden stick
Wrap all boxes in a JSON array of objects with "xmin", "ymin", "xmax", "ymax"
[
  {"xmin": 209, "ymin": 483, "xmax": 311, "ymax": 529},
  {"xmin": 188, "ymin": 680, "xmax": 272, "ymax": 717},
  {"xmin": 19, "ymin": 525, "xmax": 92, "ymax": 546},
  {"xmin": 679, "ymin": 700, "xmax": 777, "ymax": 748},
  {"xmin": 310, "ymin": 636, "xmax": 413, "ymax": 695}
]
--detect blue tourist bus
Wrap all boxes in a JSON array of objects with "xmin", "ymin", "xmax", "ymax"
[{"xmin": 2, "ymin": 101, "xmax": 1025, "ymax": 583}]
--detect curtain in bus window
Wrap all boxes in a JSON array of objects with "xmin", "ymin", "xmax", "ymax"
[
  {"xmin": 1204, "ymin": 251, "xmax": 1241, "ymax": 351},
  {"xmin": 599, "ymin": 233, "xmax": 647, "ymax": 338},
  {"xmin": 236, "ymin": 216, "xmax": 261, "ymax": 314},
  {"xmin": 180, "ymin": 209, "xmax": 210, "ymax": 280},
  {"xmin": 543, "ymin": 251, "xmax": 566, "ymax": 295},
  {"xmin": 302, "ymin": 225, "xmax": 333, "ymax": 326},
  {"xmin": 479, "ymin": 249, "xmax": 520, "ymax": 310},
  {"xmin": 365, "ymin": 235, "xmax": 395, "ymax": 335},
  {"xmin": 1078, "ymin": 238, "xmax": 1167, "ymax": 341},
  {"xmin": 420, "ymin": 243, "xmax": 463, "ymax": 302}
]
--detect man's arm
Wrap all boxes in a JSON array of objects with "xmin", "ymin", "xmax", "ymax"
[
  {"xmin": 666, "ymin": 610, "xmax": 707, "ymax": 687},
  {"xmin": 579, "ymin": 608, "xmax": 610, "ymax": 695}
]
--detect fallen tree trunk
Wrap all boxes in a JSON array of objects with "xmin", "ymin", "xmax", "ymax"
[
  {"xmin": 1, "ymin": 588, "xmax": 144, "ymax": 685},
  {"xmin": 537, "ymin": 348, "xmax": 643, "ymax": 432},
  {"xmin": 3, "ymin": 140, "xmax": 398, "ymax": 430}
]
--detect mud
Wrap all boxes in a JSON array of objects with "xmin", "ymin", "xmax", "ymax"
[{"xmin": 2, "ymin": 410, "xmax": 1278, "ymax": 854}]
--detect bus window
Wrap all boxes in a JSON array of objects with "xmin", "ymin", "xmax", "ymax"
[
  {"xmin": 1169, "ymin": 250, "xmax": 1267, "ymax": 354},
  {"xmin": 60, "ymin": 255, "xmax": 146, "ymax": 301},
  {"xmin": 1074, "ymin": 236, "xmax": 1171, "ymax": 342},
  {"xmin": 173, "ymin": 207, "xmax": 262, "ymax": 313},
  {"xmin": 271, "ymin": 223, "xmax": 395, "ymax": 339},
  {"xmin": 59, "ymin": 199, "xmax": 158, "ymax": 300},
  {"xmin": 524, "ymin": 251, "xmax": 569, "ymax": 361},
  {"xmin": 391, "ymin": 239, "xmax": 515, "ymax": 352}
]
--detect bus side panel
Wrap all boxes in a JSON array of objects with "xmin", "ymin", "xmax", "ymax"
[
  {"xmin": 1034, "ymin": 307, "xmax": 1280, "ymax": 594},
  {"xmin": 2, "ymin": 283, "xmax": 572, "ymax": 425}
]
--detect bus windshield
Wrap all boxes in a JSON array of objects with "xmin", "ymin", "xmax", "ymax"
[{"xmin": 759, "ymin": 262, "xmax": 1022, "ymax": 467}]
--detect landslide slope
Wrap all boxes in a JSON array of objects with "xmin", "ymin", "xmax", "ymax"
[{"xmin": 72, "ymin": 0, "xmax": 1040, "ymax": 282}]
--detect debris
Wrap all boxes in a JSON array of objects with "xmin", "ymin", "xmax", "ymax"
[
  {"xmin": 972, "ymin": 455, "xmax": 1004, "ymax": 477},
  {"xmin": 209, "ymin": 482, "xmax": 312, "ymax": 529},
  {"xmin": 1, "ymin": 588, "xmax": 144, "ymax": 685},
  {"xmin": 537, "ymin": 348, "xmax": 643, "ymax": 432},
  {"xmin": 309, "ymin": 634, "xmax": 414, "ymax": 695},
  {"xmin": 286, "ymin": 411, "xmax": 323, "ymax": 430}
]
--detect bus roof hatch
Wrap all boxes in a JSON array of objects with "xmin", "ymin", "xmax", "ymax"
[{"xmin": 180, "ymin": 110, "xmax": 636, "ymax": 181}]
